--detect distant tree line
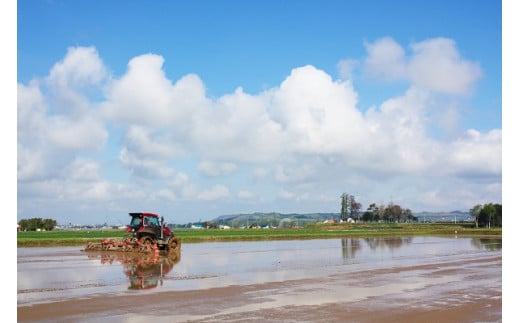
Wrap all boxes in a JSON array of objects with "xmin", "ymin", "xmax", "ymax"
[
  {"xmin": 18, "ymin": 218, "xmax": 57, "ymax": 231},
  {"xmin": 361, "ymin": 202, "xmax": 416, "ymax": 223},
  {"xmin": 341, "ymin": 193, "xmax": 416, "ymax": 223},
  {"xmin": 469, "ymin": 203, "xmax": 502, "ymax": 228}
]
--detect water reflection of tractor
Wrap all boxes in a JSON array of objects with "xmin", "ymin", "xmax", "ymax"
[
  {"xmin": 84, "ymin": 212, "xmax": 180, "ymax": 253},
  {"xmin": 126, "ymin": 249, "xmax": 181, "ymax": 290},
  {"xmin": 87, "ymin": 248, "xmax": 181, "ymax": 290}
]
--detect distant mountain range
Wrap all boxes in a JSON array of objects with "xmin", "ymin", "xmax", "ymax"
[
  {"xmin": 413, "ymin": 210, "xmax": 472, "ymax": 222},
  {"xmin": 211, "ymin": 212, "xmax": 336, "ymax": 228},
  {"xmin": 206, "ymin": 210, "xmax": 472, "ymax": 227}
]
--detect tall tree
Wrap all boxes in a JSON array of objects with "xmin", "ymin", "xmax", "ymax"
[
  {"xmin": 340, "ymin": 193, "xmax": 358, "ymax": 221},
  {"xmin": 481, "ymin": 203, "xmax": 498, "ymax": 228},
  {"xmin": 351, "ymin": 200, "xmax": 362, "ymax": 220},
  {"xmin": 470, "ymin": 204, "xmax": 483, "ymax": 228},
  {"xmin": 340, "ymin": 193, "xmax": 348, "ymax": 222},
  {"xmin": 493, "ymin": 203, "xmax": 502, "ymax": 227},
  {"xmin": 363, "ymin": 203, "xmax": 379, "ymax": 222},
  {"xmin": 383, "ymin": 203, "xmax": 403, "ymax": 223}
]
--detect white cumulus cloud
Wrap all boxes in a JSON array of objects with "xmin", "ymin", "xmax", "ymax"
[
  {"xmin": 363, "ymin": 37, "xmax": 481, "ymax": 96},
  {"xmin": 17, "ymin": 38, "xmax": 500, "ymax": 223},
  {"xmin": 102, "ymin": 54, "xmax": 209, "ymax": 127}
]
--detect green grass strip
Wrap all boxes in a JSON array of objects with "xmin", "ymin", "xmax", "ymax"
[{"xmin": 17, "ymin": 223, "xmax": 501, "ymax": 247}]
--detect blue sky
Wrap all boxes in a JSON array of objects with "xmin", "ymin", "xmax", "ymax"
[{"xmin": 15, "ymin": 0, "xmax": 505, "ymax": 226}]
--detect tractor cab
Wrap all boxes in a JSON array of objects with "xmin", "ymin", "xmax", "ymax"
[
  {"xmin": 128, "ymin": 212, "xmax": 160, "ymax": 228},
  {"xmin": 126, "ymin": 212, "xmax": 173, "ymax": 245}
]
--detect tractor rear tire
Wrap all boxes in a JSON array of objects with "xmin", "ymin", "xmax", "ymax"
[{"xmin": 168, "ymin": 237, "xmax": 179, "ymax": 251}]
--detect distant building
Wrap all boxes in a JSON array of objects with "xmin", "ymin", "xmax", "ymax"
[{"xmin": 323, "ymin": 219, "xmax": 337, "ymax": 223}]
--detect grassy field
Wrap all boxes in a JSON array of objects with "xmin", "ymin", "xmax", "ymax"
[{"xmin": 17, "ymin": 222, "xmax": 502, "ymax": 247}]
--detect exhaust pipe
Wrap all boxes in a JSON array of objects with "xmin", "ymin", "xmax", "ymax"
[{"xmin": 160, "ymin": 216, "xmax": 164, "ymax": 240}]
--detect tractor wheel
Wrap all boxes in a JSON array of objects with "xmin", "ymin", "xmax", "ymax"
[
  {"xmin": 167, "ymin": 247, "xmax": 181, "ymax": 264},
  {"xmin": 168, "ymin": 237, "xmax": 179, "ymax": 251}
]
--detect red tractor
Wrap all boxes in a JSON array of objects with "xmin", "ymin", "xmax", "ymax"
[
  {"xmin": 84, "ymin": 212, "xmax": 180, "ymax": 253},
  {"xmin": 126, "ymin": 212, "xmax": 179, "ymax": 251}
]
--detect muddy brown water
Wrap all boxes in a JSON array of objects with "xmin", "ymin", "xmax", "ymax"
[{"xmin": 18, "ymin": 236, "xmax": 501, "ymax": 322}]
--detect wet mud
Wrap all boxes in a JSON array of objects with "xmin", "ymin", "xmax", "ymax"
[{"xmin": 18, "ymin": 236, "xmax": 502, "ymax": 322}]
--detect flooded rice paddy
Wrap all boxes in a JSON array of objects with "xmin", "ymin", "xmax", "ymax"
[{"xmin": 18, "ymin": 236, "xmax": 502, "ymax": 322}]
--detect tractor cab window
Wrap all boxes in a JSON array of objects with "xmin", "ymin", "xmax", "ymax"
[
  {"xmin": 130, "ymin": 216, "xmax": 141, "ymax": 226},
  {"xmin": 144, "ymin": 216, "xmax": 160, "ymax": 226}
]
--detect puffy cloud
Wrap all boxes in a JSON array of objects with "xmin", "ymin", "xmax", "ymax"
[
  {"xmin": 444, "ymin": 129, "xmax": 502, "ymax": 177},
  {"xmin": 47, "ymin": 46, "xmax": 107, "ymax": 88},
  {"xmin": 123, "ymin": 126, "xmax": 182, "ymax": 160},
  {"xmin": 337, "ymin": 58, "xmax": 358, "ymax": 80},
  {"xmin": 119, "ymin": 147, "xmax": 175, "ymax": 179},
  {"xmin": 17, "ymin": 40, "xmax": 500, "ymax": 223},
  {"xmin": 62, "ymin": 158, "xmax": 101, "ymax": 181},
  {"xmin": 189, "ymin": 65, "xmax": 364, "ymax": 163},
  {"xmin": 117, "ymin": 126, "xmax": 183, "ymax": 180},
  {"xmin": 270, "ymin": 65, "xmax": 364, "ymax": 155},
  {"xmin": 408, "ymin": 38, "xmax": 482, "ymax": 96},
  {"xmin": 191, "ymin": 86, "xmax": 285, "ymax": 162},
  {"xmin": 364, "ymin": 37, "xmax": 407, "ymax": 81},
  {"xmin": 46, "ymin": 115, "xmax": 107, "ymax": 150},
  {"xmin": 102, "ymin": 54, "xmax": 209, "ymax": 127},
  {"xmin": 17, "ymin": 82, "xmax": 46, "ymax": 143},
  {"xmin": 17, "ymin": 49, "xmax": 108, "ymax": 182},
  {"xmin": 46, "ymin": 46, "xmax": 108, "ymax": 117},
  {"xmin": 18, "ymin": 83, "xmax": 49, "ymax": 180},
  {"xmin": 17, "ymin": 148, "xmax": 47, "ymax": 181},
  {"xmin": 363, "ymin": 37, "xmax": 481, "ymax": 96},
  {"xmin": 363, "ymin": 87, "xmax": 438, "ymax": 174},
  {"xmin": 19, "ymin": 177, "xmax": 146, "ymax": 212}
]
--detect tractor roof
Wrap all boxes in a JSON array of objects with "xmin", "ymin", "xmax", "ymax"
[{"xmin": 129, "ymin": 212, "xmax": 159, "ymax": 218}]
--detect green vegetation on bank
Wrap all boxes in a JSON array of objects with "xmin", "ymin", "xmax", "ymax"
[{"xmin": 17, "ymin": 222, "xmax": 501, "ymax": 247}]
